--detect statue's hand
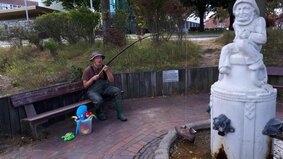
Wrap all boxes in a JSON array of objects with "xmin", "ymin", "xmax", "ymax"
[
  {"xmin": 235, "ymin": 38, "xmax": 249, "ymax": 52},
  {"xmin": 239, "ymin": 29, "xmax": 250, "ymax": 39}
]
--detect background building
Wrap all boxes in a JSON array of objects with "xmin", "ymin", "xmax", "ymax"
[
  {"xmin": 183, "ymin": 16, "xmax": 200, "ymax": 32},
  {"xmin": 29, "ymin": 0, "xmax": 63, "ymax": 11},
  {"xmin": 204, "ymin": 17, "xmax": 230, "ymax": 30},
  {"xmin": 0, "ymin": 0, "xmax": 62, "ymax": 32},
  {"xmin": 0, "ymin": 0, "xmax": 38, "ymax": 10}
]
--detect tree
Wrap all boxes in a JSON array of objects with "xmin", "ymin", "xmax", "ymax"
[
  {"xmin": 100, "ymin": 0, "xmax": 110, "ymax": 37},
  {"xmin": 44, "ymin": 0, "xmax": 114, "ymax": 44},
  {"xmin": 256, "ymin": 0, "xmax": 267, "ymax": 17},
  {"xmin": 181, "ymin": 0, "xmax": 211, "ymax": 32},
  {"xmin": 212, "ymin": 0, "xmax": 235, "ymax": 30},
  {"xmin": 128, "ymin": 0, "xmax": 191, "ymax": 42},
  {"xmin": 127, "ymin": 0, "xmax": 169, "ymax": 42},
  {"xmin": 163, "ymin": 0, "xmax": 192, "ymax": 41},
  {"xmin": 266, "ymin": 0, "xmax": 283, "ymax": 28},
  {"xmin": 33, "ymin": 7, "xmax": 100, "ymax": 43},
  {"xmin": 103, "ymin": 9, "xmax": 128, "ymax": 47}
]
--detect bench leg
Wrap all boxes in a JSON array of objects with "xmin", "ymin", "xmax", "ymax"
[{"xmin": 29, "ymin": 123, "xmax": 38, "ymax": 138}]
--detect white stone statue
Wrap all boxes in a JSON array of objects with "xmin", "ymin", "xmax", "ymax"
[
  {"xmin": 211, "ymin": 1, "xmax": 277, "ymax": 158},
  {"xmin": 218, "ymin": 0, "xmax": 268, "ymax": 88}
]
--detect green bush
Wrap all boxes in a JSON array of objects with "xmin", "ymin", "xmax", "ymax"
[
  {"xmin": 113, "ymin": 9, "xmax": 128, "ymax": 32},
  {"xmin": 104, "ymin": 9, "xmax": 128, "ymax": 47},
  {"xmin": 262, "ymin": 29, "xmax": 283, "ymax": 66},
  {"xmin": 33, "ymin": 12, "xmax": 64, "ymax": 42},
  {"xmin": 26, "ymin": 32, "xmax": 41, "ymax": 48},
  {"xmin": 0, "ymin": 48, "xmax": 9, "ymax": 73},
  {"xmin": 0, "ymin": 26, "xmax": 8, "ymax": 41},
  {"xmin": 42, "ymin": 39, "xmax": 59, "ymax": 56},
  {"xmin": 68, "ymin": 65, "xmax": 83, "ymax": 82},
  {"xmin": 8, "ymin": 26, "xmax": 27, "ymax": 47},
  {"xmin": 33, "ymin": 7, "xmax": 100, "ymax": 43},
  {"xmin": 68, "ymin": 7, "xmax": 100, "ymax": 43},
  {"xmin": 103, "ymin": 27, "xmax": 127, "ymax": 47}
]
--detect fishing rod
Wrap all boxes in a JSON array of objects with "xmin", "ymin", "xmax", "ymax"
[{"xmin": 97, "ymin": 33, "xmax": 157, "ymax": 76}]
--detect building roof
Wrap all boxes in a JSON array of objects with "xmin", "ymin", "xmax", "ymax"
[
  {"xmin": 0, "ymin": 6, "xmax": 57, "ymax": 20},
  {"xmin": 204, "ymin": 17, "xmax": 230, "ymax": 29},
  {"xmin": 0, "ymin": 0, "xmax": 38, "ymax": 6},
  {"xmin": 186, "ymin": 17, "xmax": 200, "ymax": 24}
]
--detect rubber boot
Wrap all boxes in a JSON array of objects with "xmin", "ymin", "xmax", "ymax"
[
  {"xmin": 115, "ymin": 99, "xmax": 127, "ymax": 121},
  {"xmin": 95, "ymin": 104, "xmax": 107, "ymax": 121}
]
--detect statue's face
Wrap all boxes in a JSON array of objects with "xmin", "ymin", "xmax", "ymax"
[{"xmin": 234, "ymin": 3, "xmax": 255, "ymax": 24}]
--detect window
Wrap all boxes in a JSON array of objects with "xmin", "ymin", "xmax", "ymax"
[
  {"xmin": 0, "ymin": 4, "xmax": 10, "ymax": 10},
  {"xmin": 0, "ymin": 4, "xmax": 25, "ymax": 10}
]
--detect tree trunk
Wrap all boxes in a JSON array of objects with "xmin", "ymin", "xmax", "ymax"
[
  {"xmin": 229, "ymin": 12, "xmax": 234, "ymax": 30},
  {"xmin": 256, "ymin": 0, "xmax": 267, "ymax": 17},
  {"xmin": 228, "ymin": 0, "xmax": 236, "ymax": 30},
  {"xmin": 101, "ymin": 0, "xmax": 111, "ymax": 42},
  {"xmin": 198, "ymin": 7, "xmax": 205, "ymax": 32},
  {"xmin": 199, "ymin": 14, "xmax": 204, "ymax": 31}
]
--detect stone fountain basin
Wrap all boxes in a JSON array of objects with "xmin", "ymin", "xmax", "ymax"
[{"xmin": 154, "ymin": 120, "xmax": 283, "ymax": 159}]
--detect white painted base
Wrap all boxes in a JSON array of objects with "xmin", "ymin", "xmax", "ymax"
[{"xmin": 210, "ymin": 83, "xmax": 277, "ymax": 159}]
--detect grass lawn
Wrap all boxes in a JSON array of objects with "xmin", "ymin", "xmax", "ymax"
[
  {"xmin": 0, "ymin": 39, "xmax": 201, "ymax": 95},
  {"xmin": 1, "ymin": 29, "xmax": 283, "ymax": 96}
]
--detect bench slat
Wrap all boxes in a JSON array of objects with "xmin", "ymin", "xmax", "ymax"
[
  {"xmin": 21, "ymin": 99, "xmax": 92, "ymax": 123},
  {"xmin": 267, "ymin": 67, "xmax": 283, "ymax": 90},
  {"xmin": 11, "ymin": 81, "xmax": 84, "ymax": 107},
  {"xmin": 273, "ymin": 85, "xmax": 283, "ymax": 89},
  {"xmin": 267, "ymin": 67, "xmax": 283, "ymax": 76}
]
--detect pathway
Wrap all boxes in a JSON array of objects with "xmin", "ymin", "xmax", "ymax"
[{"xmin": 2, "ymin": 94, "xmax": 283, "ymax": 159}]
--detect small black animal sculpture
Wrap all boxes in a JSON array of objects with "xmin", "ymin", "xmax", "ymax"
[
  {"xmin": 213, "ymin": 114, "xmax": 235, "ymax": 136},
  {"xmin": 262, "ymin": 118, "xmax": 283, "ymax": 137}
]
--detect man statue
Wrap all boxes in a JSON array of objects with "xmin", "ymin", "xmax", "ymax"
[
  {"xmin": 218, "ymin": 0, "xmax": 267, "ymax": 87},
  {"xmin": 82, "ymin": 51, "xmax": 127, "ymax": 121}
]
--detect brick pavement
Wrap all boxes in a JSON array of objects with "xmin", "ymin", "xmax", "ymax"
[{"xmin": 2, "ymin": 94, "xmax": 283, "ymax": 159}]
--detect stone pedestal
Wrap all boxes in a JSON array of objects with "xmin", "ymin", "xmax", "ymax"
[{"xmin": 210, "ymin": 63, "xmax": 277, "ymax": 159}]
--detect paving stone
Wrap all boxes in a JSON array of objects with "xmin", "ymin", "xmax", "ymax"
[{"xmin": 3, "ymin": 94, "xmax": 283, "ymax": 159}]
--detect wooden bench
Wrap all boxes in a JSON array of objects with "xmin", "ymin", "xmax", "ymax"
[
  {"xmin": 267, "ymin": 67, "xmax": 283, "ymax": 90},
  {"xmin": 10, "ymin": 81, "xmax": 124, "ymax": 138},
  {"xmin": 10, "ymin": 81, "xmax": 91, "ymax": 137}
]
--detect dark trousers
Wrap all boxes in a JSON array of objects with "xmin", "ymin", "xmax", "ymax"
[{"xmin": 87, "ymin": 79, "xmax": 122, "ymax": 113}]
